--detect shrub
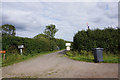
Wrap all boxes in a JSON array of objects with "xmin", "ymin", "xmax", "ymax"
[
  {"xmin": 73, "ymin": 27, "xmax": 119, "ymax": 54},
  {"xmin": 2, "ymin": 36, "xmax": 52, "ymax": 55},
  {"xmin": 2, "ymin": 35, "xmax": 67, "ymax": 56},
  {"xmin": 55, "ymin": 39, "xmax": 66, "ymax": 50}
]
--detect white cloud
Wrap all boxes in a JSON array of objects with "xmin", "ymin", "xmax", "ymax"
[
  {"xmin": 1, "ymin": 0, "xmax": 119, "ymax": 2},
  {"xmin": 2, "ymin": 2, "xmax": 118, "ymax": 41}
]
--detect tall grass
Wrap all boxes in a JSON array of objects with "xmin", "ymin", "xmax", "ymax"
[{"xmin": 66, "ymin": 50, "xmax": 118, "ymax": 63}]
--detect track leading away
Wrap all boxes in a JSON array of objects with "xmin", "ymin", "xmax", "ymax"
[{"xmin": 2, "ymin": 50, "xmax": 118, "ymax": 78}]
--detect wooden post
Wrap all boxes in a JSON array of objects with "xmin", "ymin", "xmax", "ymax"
[
  {"xmin": 3, "ymin": 54, "xmax": 5, "ymax": 59},
  {"xmin": 0, "ymin": 50, "xmax": 6, "ymax": 59},
  {"xmin": 20, "ymin": 49, "xmax": 23, "ymax": 55}
]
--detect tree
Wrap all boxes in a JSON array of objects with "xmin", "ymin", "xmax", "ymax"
[
  {"xmin": 0, "ymin": 24, "xmax": 16, "ymax": 36},
  {"xmin": 34, "ymin": 33, "xmax": 48, "ymax": 39},
  {"xmin": 44, "ymin": 24, "xmax": 58, "ymax": 40}
]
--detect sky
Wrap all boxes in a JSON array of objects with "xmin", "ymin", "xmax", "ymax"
[{"xmin": 1, "ymin": 0, "xmax": 118, "ymax": 41}]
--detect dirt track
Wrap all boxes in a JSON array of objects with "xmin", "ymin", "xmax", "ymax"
[{"xmin": 2, "ymin": 50, "xmax": 118, "ymax": 78}]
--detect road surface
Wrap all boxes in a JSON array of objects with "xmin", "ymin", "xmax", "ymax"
[{"xmin": 2, "ymin": 50, "xmax": 118, "ymax": 78}]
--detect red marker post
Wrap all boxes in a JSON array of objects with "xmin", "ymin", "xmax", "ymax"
[
  {"xmin": 86, "ymin": 22, "xmax": 89, "ymax": 29},
  {"xmin": 0, "ymin": 50, "xmax": 6, "ymax": 59}
]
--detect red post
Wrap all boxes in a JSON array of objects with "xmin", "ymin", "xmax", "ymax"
[{"xmin": 0, "ymin": 50, "xmax": 6, "ymax": 59}]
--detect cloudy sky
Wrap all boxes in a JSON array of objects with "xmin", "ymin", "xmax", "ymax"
[{"xmin": 1, "ymin": 0, "xmax": 118, "ymax": 41}]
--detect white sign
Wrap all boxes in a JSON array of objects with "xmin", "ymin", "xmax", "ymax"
[
  {"xmin": 66, "ymin": 46, "xmax": 70, "ymax": 51},
  {"xmin": 18, "ymin": 45, "xmax": 24, "ymax": 49},
  {"xmin": 65, "ymin": 43, "xmax": 71, "ymax": 47}
]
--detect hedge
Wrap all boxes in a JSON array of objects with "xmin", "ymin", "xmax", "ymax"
[
  {"xmin": 2, "ymin": 35, "xmax": 68, "ymax": 55},
  {"xmin": 2, "ymin": 36, "xmax": 53, "ymax": 55},
  {"xmin": 73, "ymin": 27, "xmax": 119, "ymax": 54}
]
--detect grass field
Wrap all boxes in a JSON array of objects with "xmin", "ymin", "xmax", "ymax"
[
  {"xmin": 2, "ymin": 50, "xmax": 60, "ymax": 67},
  {"xmin": 65, "ymin": 50, "xmax": 118, "ymax": 63}
]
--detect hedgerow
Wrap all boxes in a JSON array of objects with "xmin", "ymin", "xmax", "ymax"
[
  {"xmin": 73, "ymin": 27, "xmax": 119, "ymax": 54},
  {"xmin": 2, "ymin": 36, "xmax": 67, "ymax": 55},
  {"xmin": 2, "ymin": 36, "xmax": 50, "ymax": 55}
]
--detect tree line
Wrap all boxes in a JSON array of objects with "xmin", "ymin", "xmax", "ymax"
[
  {"xmin": 1, "ymin": 24, "xmax": 70, "ymax": 55},
  {"xmin": 1, "ymin": 24, "xmax": 119, "ymax": 55}
]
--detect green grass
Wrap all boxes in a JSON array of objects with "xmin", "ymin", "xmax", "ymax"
[
  {"xmin": 103, "ymin": 53, "xmax": 118, "ymax": 63},
  {"xmin": 65, "ymin": 50, "xmax": 118, "ymax": 63},
  {"xmin": 2, "ymin": 50, "xmax": 61, "ymax": 67}
]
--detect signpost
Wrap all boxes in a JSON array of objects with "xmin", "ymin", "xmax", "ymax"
[
  {"xmin": 18, "ymin": 45, "xmax": 24, "ymax": 55},
  {"xmin": 0, "ymin": 50, "xmax": 6, "ymax": 59},
  {"xmin": 65, "ymin": 43, "xmax": 71, "ymax": 51}
]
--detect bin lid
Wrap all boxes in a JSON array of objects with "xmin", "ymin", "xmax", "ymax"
[{"xmin": 94, "ymin": 48, "xmax": 103, "ymax": 50}]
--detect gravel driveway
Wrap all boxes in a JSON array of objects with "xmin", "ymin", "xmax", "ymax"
[{"xmin": 2, "ymin": 50, "xmax": 118, "ymax": 78}]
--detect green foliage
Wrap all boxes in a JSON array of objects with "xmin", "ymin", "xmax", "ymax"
[
  {"xmin": 2, "ymin": 36, "xmax": 52, "ymax": 55},
  {"xmin": 44, "ymin": 24, "xmax": 58, "ymax": 40},
  {"xmin": 73, "ymin": 27, "xmax": 119, "ymax": 54},
  {"xmin": 49, "ymin": 40, "xmax": 57, "ymax": 51},
  {"xmin": 2, "ymin": 35, "xmax": 66, "ymax": 56},
  {"xmin": 34, "ymin": 34, "xmax": 67, "ymax": 50},
  {"xmin": 34, "ymin": 33, "xmax": 48, "ymax": 39},
  {"xmin": 0, "ymin": 24, "xmax": 16, "ymax": 36},
  {"xmin": 55, "ymin": 39, "xmax": 66, "ymax": 50}
]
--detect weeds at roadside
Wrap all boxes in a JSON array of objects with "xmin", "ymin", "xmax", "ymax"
[
  {"xmin": 65, "ymin": 50, "xmax": 118, "ymax": 63},
  {"xmin": 2, "ymin": 50, "xmax": 61, "ymax": 67}
]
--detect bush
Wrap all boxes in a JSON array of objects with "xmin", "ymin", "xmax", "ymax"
[
  {"xmin": 49, "ymin": 40, "xmax": 57, "ymax": 51},
  {"xmin": 2, "ymin": 35, "xmax": 67, "ymax": 56},
  {"xmin": 34, "ymin": 34, "xmax": 67, "ymax": 50},
  {"xmin": 73, "ymin": 27, "xmax": 119, "ymax": 54},
  {"xmin": 55, "ymin": 39, "xmax": 66, "ymax": 50},
  {"xmin": 2, "ymin": 36, "xmax": 52, "ymax": 55}
]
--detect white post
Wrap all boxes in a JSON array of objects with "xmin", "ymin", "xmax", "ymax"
[
  {"xmin": 3, "ymin": 54, "xmax": 5, "ymax": 59},
  {"xmin": 18, "ymin": 45, "xmax": 24, "ymax": 55},
  {"xmin": 20, "ymin": 49, "xmax": 22, "ymax": 55},
  {"xmin": 66, "ymin": 46, "xmax": 70, "ymax": 51},
  {"xmin": 65, "ymin": 43, "xmax": 71, "ymax": 51}
]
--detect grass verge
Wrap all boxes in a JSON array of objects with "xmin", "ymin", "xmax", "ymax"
[
  {"xmin": 2, "ymin": 50, "xmax": 62, "ymax": 67},
  {"xmin": 65, "ymin": 50, "xmax": 118, "ymax": 63}
]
